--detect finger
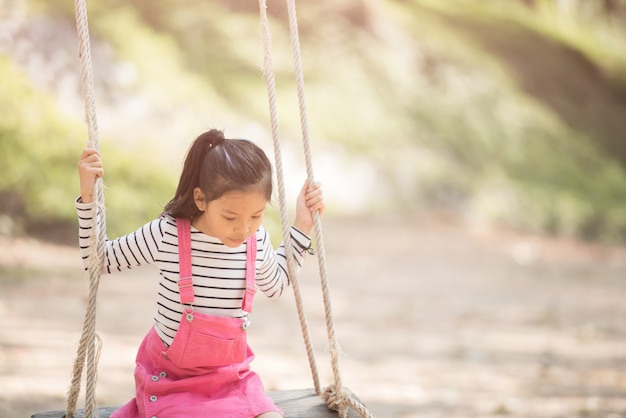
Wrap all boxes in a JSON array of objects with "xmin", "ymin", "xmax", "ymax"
[
  {"xmin": 308, "ymin": 197, "xmax": 324, "ymax": 208},
  {"xmin": 307, "ymin": 181, "xmax": 321, "ymax": 191},
  {"xmin": 93, "ymin": 167, "xmax": 104, "ymax": 178},
  {"xmin": 314, "ymin": 202, "xmax": 326, "ymax": 212},
  {"xmin": 87, "ymin": 153, "xmax": 102, "ymax": 163},
  {"xmin": 79, "ymin": 157, "xmax": 100, "ymax": 169},
  {"xmin": 80, "ymin": 158, "xmax": 104, "ymax": 173},
  {"xmin": 306, "ymin": 191, "xmax": 324, "ymax": 203},
  {"xmin": 307, "ymin": 198, "xmax": 325, "ymax": 211},
  {"xmin": 306, "ymin": 187, "xmax": 322, "ymax": 199},
  {"xmin": 79, "ymin": 161, "xmax": 102, "ymax": 174},
  {"xmin": 81, "ymin": 148, "xmax": 99, "ymax": 158}
]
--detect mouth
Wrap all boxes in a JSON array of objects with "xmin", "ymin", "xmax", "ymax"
[{"xmin": 228, "ymin": 237, "xmax": 245, "ymax": 246}]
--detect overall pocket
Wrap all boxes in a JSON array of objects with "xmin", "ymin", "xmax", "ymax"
[{"xmin": 166, "ymin": 310, "xmax": 247, "ymax": 369}]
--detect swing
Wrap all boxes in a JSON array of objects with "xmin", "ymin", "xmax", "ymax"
[{"xmin": 32, "ymin": 1, "xmax": 373, "ymax": 418}]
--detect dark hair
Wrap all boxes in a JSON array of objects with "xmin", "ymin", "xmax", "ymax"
[{"xmin": 163, "ymin": 129, "xmax": 273, "ymax": 219}]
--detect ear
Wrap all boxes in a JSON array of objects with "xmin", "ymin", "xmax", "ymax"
[{"xmin": 194, "ymin": 187, "xmax": 206, "ymax": 211}]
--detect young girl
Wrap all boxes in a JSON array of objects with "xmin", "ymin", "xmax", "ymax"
[{"xmin": 77, "ymin": 129, "xmax": 325, "ymax": 418}]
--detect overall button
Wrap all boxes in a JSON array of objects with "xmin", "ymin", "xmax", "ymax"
[
  {"xmin": 151, "ymin": 375, "xmax": 159, "ymax": 382},
  {"xmin": 159, "ymin": 371, "xmax": 167, "ymax": 378},
  {"xmin": 151, "ymin": 416, "xmax": 158, "ymax": 418},
  {"xmin": 149, "ymin": 395, "xmax": 158, "ymax": 402}
]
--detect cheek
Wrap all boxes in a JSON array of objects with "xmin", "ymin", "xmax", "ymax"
[
  {"xmin": 209, "ymin": 213, "xmax": 229, "ymax": 231},
  {"xmin": 251, "ymin": 217, "xmax": 264, "ymax": 232}
]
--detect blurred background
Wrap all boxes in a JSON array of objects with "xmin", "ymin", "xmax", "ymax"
[
  {"xmin": 2, "ymin": 0, "xmax": 626, "ymax": 241},
  {"xmin": 1, "ymin": 0, "xmax": 626, "ymax": 417}
]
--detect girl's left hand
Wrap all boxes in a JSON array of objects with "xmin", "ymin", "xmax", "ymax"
[{"xmin": 294, "ymin": 180, "xmax": 325, "ymax": 235}]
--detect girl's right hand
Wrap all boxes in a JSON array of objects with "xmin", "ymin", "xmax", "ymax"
[{"xmin": 78, "ymin": 148, "xmax": 104, "ymax": 203}]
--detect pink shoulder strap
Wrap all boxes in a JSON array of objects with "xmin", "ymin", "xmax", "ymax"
[
  {"xmin": 242, "ymin": 233, "xmax": 257, "ymax": 313},
  {"xmin": 177, "ymin": 218, "xmax": 194, "ymax": 305},
  {"xmin": 176, "ymin": 218, "xmax": 257, "ymax": 311}
]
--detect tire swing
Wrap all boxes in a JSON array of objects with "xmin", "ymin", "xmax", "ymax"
[{"xmin": 32, "ymin": 0, "xmax": 374, "ymax": 417}]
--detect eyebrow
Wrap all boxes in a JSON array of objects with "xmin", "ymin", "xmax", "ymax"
[{"xmin": 222, "ymin": 207, "xmax": 266, "ymax": 216}]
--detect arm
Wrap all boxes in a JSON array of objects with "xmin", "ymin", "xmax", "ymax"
[
  {"xmin": 76, "ymin": 147, "xmax": 161, "ymax": 273},
  {"xmin": 256, "ymin": 180, "xmax": 325, "ymax": 298},
  {"xmin": 76, "ymin": 200, "xmax": 163, "ymax": 274},
  {"xmin": 255, "ymin": 226, "xmax": 311, "ymax": 298}
]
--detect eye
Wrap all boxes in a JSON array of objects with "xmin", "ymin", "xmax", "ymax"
[{"xmin": 223, "ymin": 216, "xmax": 236, "ymax": 221}]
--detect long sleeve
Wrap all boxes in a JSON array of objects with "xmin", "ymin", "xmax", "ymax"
[
  {"xmin": 76, "ymin": 198, "xmax": 162, "ymax": 274},
  {"xmin": 256, "ymin": 226, "xmax": 311, "ymax": 299},
  {"xmin": 75, "ymin": 196, "xmax": 312, "ymax": 346}
]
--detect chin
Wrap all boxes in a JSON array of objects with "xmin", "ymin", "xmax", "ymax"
[{"xmin": 223, "ymin": 238, "xmax": 245, "ymax": 248}]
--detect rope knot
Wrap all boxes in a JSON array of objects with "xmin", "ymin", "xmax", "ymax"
[
  {"xmin": 322, "ymin": 384, "xmax": 345, "ymax": 411},
  {"xmin": 322, "ymin": 385, "xmax": 377, "ymax": 418}
]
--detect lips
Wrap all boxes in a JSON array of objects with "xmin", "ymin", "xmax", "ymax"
[{"xmin": 229, "ymin": 237, "xmax": 245, "ymax": 246}]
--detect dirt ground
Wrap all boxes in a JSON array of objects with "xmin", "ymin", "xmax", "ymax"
[{"xmin": 1, "ymin": 214, "xmax": 625, "ymax": 418}]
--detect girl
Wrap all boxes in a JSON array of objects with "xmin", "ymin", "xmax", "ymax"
[{"xmin": 77, "ymin": 129, "xmax": 325, "ymax": 418}]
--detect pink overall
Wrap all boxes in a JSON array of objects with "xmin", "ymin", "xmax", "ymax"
[{"xmin": 111, "ymin": 219, "xmax": 281, "ymax": 418}]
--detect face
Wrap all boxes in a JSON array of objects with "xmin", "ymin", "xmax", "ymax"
[{"xmin": 193, "ymin": 188, "xmax": 267, "ymax": 248}]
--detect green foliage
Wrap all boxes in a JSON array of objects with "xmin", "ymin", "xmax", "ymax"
[
  {"xmin": 0, "ymin": 56, "xmax": 81, "ymax": 226},
  {"xmin": 3, "ymin": 0, "xmax": 626, "ymax": 244},
  {"xmin": 361, "ymin": 0, "xmax": 626, "ymax": 242},
  {"xmin": 445, "ymin": 2, "xmax": 626, "ymax": 241},
  {"xmin": 96, "ymin": 141, "xmax": 177, "ymax": 238},
  {"xmin": 0, "ymin": 56, "xmax": 176, "ymax": 239}
]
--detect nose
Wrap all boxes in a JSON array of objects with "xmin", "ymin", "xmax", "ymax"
[{"xmin": 234, "ymin": 221, "xmax": 250, "ymax": 235}]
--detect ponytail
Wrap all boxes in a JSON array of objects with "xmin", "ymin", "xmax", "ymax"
[
  {"xmin": 162, "ymin": 129, "xmax": 272, "ymax": 219},
  {"xmin": 163, "ymin": 129, "xmax": 225, "ymax": 219}
]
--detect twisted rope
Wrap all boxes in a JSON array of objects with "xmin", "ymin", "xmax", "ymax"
[
  {"xmin": 66, "ymin": 1, "xmax": 106, "ymax": 417},
  {"xmin": 282, "ymin": 1, "xmax": 348, "ymax": 415},
  {"xmin": 259, "ymin": 0, "xmax": 375, "ymax": 416},
  {"xmin": 257, "ymin": 0, "xmax": 321, "ymax": 395},
  {"xmin": 66, "ymin": 1, "xmax": 373, "ymax": 417},
  {"xmin": 323, "ymin": 385, "xmax": 376, "ymax": 418}
]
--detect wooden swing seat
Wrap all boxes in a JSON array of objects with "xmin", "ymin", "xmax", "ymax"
[{"xmin": 31, "ymin": 388, "xmax": 362, "ymax": 418}]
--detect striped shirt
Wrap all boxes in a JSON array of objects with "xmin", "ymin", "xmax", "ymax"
[{"xmin": 76, "ymin": 200, "xmax": 311, "ymax": 346}]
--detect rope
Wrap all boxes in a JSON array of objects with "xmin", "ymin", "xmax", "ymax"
[
  {"xmin": 257, "ymin": 0, "xmax": 322, "ymax": 396},
  {"xmin": 258, "ymin": 0, "xmax": 375, "ymax": 416},
  {"xmin": 66, "ymin": 0, "xmax": 373, "ymax": 416},
  {"xmin": 283, "ymin": 1, "xmax": 348, "ymax": 415},
  {"xmin": 66, "ymin": 0, "xmax": 105, "ymax": 417},
  {"xmin": 323, "ymin": 385, "xmax": 376, "ymax": 418}
]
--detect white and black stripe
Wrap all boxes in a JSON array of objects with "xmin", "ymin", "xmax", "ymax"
[{"xmin": 76, "ymin": 199, "xmax": 310, "ymax": 346}]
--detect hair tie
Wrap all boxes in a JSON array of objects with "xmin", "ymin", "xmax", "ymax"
[{"xmin": 203, "ymin": 129, "xmax": 226, "ymax": 152}]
